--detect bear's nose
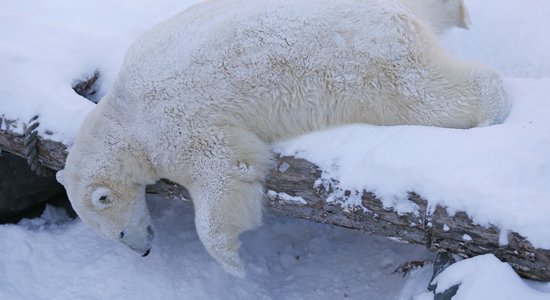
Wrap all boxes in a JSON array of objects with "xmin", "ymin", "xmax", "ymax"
[
  {"xmin": 142, "ymin": 249, "xmax": 151, "ymax": 257},
  {"xmin": 119, "ymin": 231, "xmax": 125, "ymax": 239}
]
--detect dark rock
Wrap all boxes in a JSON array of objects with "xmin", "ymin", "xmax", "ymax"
[
  {"xmin": 72, "ymin": 71, "xmax": 101, "ymax": 103},
  {"xmin": 428, "ymin": 252, "xmax": 460, "ymax": 300},
  {"xmin": 0, "ymin": 151, "xmax": 66, "ymax": 222}
]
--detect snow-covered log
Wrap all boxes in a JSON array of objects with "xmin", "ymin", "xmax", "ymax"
[
  {"xmin": 1, "ymin": 124, "xmax": 549, "ymax": 281},
  {"xmin": 0, "ymin": 118, "xmax": 67, "ymax": 171}
]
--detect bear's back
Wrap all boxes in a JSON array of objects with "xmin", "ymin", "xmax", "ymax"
[
  {"xmin": 115, "ymin": 0, "xmax": 420, "ymax": 98},
  {"xmin": 108, "ymin": 0, "xmax": 438, "ymax": 140}
]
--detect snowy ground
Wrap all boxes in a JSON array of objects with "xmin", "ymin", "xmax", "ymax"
[
  {"xmin": 2, "ymin": 0, "xmax": 550, "ymax": 299},
  {"xmin": 0, "ymin": 198, "xmax": 435, "ymax": 299}
]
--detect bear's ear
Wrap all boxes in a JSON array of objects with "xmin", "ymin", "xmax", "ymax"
[
  {"xmin": 56, "ymin": 170, "xmax": 65, "ymax": 186},
  {"xmin": 456, "ymin": 0, "xmax": 471, "ymax": 29}
]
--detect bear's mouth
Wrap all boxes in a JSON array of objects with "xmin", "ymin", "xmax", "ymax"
[
  {"xmin": 120, "ymin": 225, "xmax": 155, "ymax": 257},
  {"xmin": 124, "ymin": 242, "xmax": 153, "ymax": 257}
]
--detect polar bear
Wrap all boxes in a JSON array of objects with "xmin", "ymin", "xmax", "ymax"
[{"xmin": 57, "ymin": 0, "xmax": 510, "ymax": 276}]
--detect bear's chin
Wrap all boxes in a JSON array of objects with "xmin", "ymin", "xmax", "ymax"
[{"xmin": 122, "ymin": 241, "xmax": 152, "ymax": 257}]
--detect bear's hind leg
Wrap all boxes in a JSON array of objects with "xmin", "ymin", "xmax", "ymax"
[{"xmin": 186, "ymin": 127, "xmax": 272, "ymax": 276}]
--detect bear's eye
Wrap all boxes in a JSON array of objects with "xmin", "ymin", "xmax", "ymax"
[
  {"xmin": 98, "ymin": 195, "xmax": 109, "ymax": 204},
  {"xmin": 91, "ymin": 187, "xmax": 113, "ymax": 209}
]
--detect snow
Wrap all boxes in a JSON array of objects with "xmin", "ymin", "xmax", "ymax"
[
  {"xmin": 441, "ymin": 0, "xmax": 550, "ymax": 79},
  {"xmin": 274, "ymin": 4, "xmax": 550, "ymax": 249},
  {"xmin": 267, "ymin": 190, "xmax": 307, "ymax": 206},
  {"xmin": 276, "ymin": 77, "xmax": 550, "ymax": 248},
  {"xmin": 0, "ymin": 0, "xmax": 200, "ymax": 143},
  {"xmin": 0, "ymin": 198, "xmax": 434, "ymax": 299},
  {"xmin": 1, "ymin": 0, "xmax": 550, "ymax": 298},
  {"xmin": 277, "ymin": 162, "xmax": 290, "ymax": 173},
  {"xmin": 426, "ymin": 254, "xmax": 550, "ymax": 300},
  {"xmin": 499, "ymin": 229, "xmax": 510, "ymax": 247}
]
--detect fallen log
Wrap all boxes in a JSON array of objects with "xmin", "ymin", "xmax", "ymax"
[{"xmin": 1, "ymin": 119, "xmax": 549, "ymax": 281}]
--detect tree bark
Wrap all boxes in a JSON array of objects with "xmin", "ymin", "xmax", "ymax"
[{"xmin": 1, "ymin": 121, "xmax": 549, "ymax": 281}]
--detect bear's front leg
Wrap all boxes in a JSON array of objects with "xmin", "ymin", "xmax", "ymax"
[
  {"xmin": 185, "ymin": 128, "xmax": 271, "ymax": 276},
  {"xmin": 193, "ymin": 178, "xmax": 265, "ymax": 277}
]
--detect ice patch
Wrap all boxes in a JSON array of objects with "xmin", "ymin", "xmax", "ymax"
[
  {"xmin": 277, "ymin": 162, "xmax": 289, "ymax": 173},
  {"xmin": 267, "ymin": 190, "xmax": 307, "ymax": 205},
  {"xmin": 499, "ymin": 229, "xmax": 510, "ymax": 247}
]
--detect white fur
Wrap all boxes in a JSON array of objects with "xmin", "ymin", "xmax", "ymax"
[{"xmin": 60, "ymin": 0, "xmax": 510, "ymax": 276}]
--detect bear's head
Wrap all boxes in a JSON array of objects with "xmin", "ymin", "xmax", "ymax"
[{"xmin": 57, "ymin": 105, "xmax": 156, "ymax": 257}]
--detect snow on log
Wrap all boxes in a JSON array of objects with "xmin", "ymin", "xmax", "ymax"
[{"xmin": 1, "ymin": 123, "xmax": 549, "ymax": 281}]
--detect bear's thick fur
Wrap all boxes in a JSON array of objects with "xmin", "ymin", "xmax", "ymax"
[{"xmin": 58, "ymin": 0, "xmax": 510, "ymax": 276}]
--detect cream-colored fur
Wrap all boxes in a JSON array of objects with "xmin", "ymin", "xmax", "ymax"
[{"xmin": 58, "ymin": 0, "xmax": 510, "ymax": 277}]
